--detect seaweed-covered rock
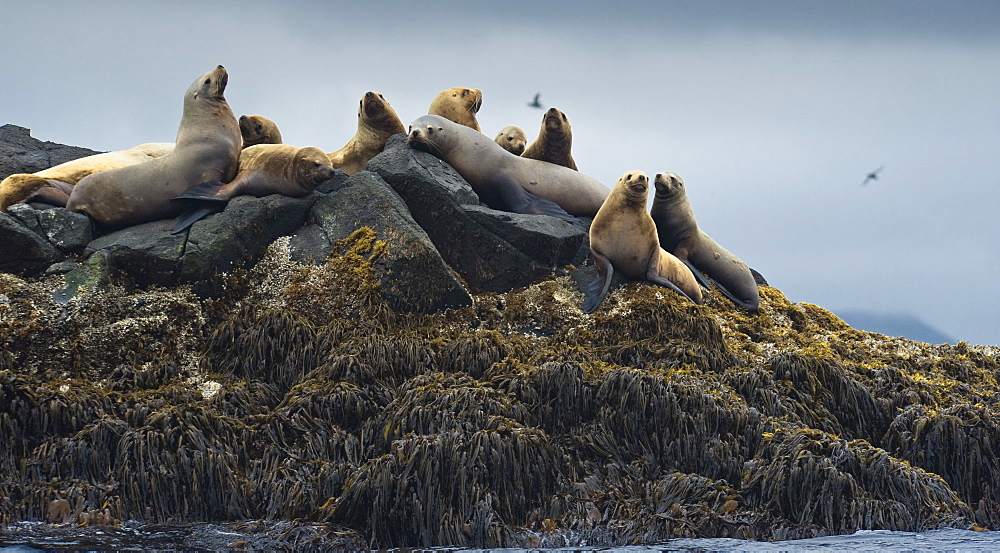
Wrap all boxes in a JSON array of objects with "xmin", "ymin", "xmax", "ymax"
[{"xmin": 292, "ymin": 171, "xmax": 472, "ymax": 313}]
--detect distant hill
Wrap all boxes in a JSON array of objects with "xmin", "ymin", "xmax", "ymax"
[{"xmin": 833, "ymin": 309, "xmax": 956, "ymax": 344}]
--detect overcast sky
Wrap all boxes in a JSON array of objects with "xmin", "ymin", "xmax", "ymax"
[{"xmin": 4, "ymin": 1, "xmax": 999, "ymax": 345}]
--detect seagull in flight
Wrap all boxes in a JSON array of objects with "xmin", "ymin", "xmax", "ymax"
[
  {"xmin": 861, "ymin": 165, "xmax": 884, "ymax": 186},
  {"xmin": 527, "ymin": 93, "xmax": 543, "ymax": 109}
]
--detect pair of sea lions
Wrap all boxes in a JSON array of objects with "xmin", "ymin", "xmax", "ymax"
[
  {"xmin": 585, "ymin": 170, "xmax": 759, "ymax": 313},
  {"xmin": 492, "ymin": 107, "xmax": 576, "ymax": 171}
]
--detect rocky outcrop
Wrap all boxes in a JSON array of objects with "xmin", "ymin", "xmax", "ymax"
[{"xmin": 0, "ymin": 124, "xmax": 101, "ymax": 180}]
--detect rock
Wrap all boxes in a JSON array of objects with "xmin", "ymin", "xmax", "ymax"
[
  {"xmin": 463, "ymin": 205, "xmax": 589, "ymax": 267},
  {"xmin": 37, "ymin": 208, "xmax": 93, "ymax": 253},
  {"xmin": 81, "ymin": 193, "xmax": 318, "ymax": 290},
  {"xmin": 0, "ymin": 209, "xmax": 60, "ymax": 276},
  {"xmin": 367, "ymin": 136, "xmax": 555, "ymax": 293},
  {"xmin": 0, "ymin": 124, "xmax": 102, "ymax": 180},
  {"xmin": 296, "ymin": 171, "xmax": 472, "ymax": 313},
  {"xmin": 179, "ymin": 194, "xmax": 318, "ymax": 290}
]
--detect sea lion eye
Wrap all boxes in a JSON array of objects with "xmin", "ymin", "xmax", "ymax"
[
  {"xmin": 204, "ymin": 78, "xmax": 211, "ymax": 85},
  {"xmin": 255, "ymin": 124, "xmax": 262, "ymax": 132}
]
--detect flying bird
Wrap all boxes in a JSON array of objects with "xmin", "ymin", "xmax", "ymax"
[
  {"xmin": 527, "ymin": 93, "xmax": 543, "ymax": 109},
  {"xmin": 861, "ymin": 165, "xmax": 884, "ymax": 186}
]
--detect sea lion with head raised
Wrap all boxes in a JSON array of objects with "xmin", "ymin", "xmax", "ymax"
[
  {"xmin": 0, "ymin": 143, "xmax": 174, "ymax": 210},
  {"xmin": 494, "ymin": 125, "xmax": 527, "ymax": 155},
  {"xmin": 650, "ymin": 172, "xmax": 759, "ymax": 312},
  {"xmin": 327, "ymin": 91, "xmax": 405, "ymax": 176},
  {"xmin": 583, "ymin": 170, "xmax": 701, "ymax": 314},
  {"xmin": 428, "ymin": 87, "xmax": 483, "ymax": 132},
  {"xmin": 407, "ymin": 115, "xmax": 609, "ymax": 218},
  {"xmin": 239, "ymin": 114, "xmax": 282, "ymax": 147},
  {"xmin": 66, "ymin": 65, "xmax": 241, "ymax": 230},
  {"xmin": 170, "ymin": 143, "xmax": 336, "ymax": 233},
  {"xmin": 522, "ymin": 107, "xmax": 577, "ymax": 170}
]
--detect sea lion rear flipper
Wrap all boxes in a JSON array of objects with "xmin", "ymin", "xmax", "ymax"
[
  {"xmin": 170, "ymin": 207, "xmax": 218, "ymax": 234},
  {"xmin": 494, "ymin": 175, "xmax": 577, "ymax": 223},
  {"xmin": 680, "ymin": 258, "xmax": 712, "ymax": 289},
  {"xmin": 173, "ymin": 180, "xmax": 230, "ymax": 202},
  {"xmin": 582, "ymin": 250, "xmax": 614, "ymax": 314}
]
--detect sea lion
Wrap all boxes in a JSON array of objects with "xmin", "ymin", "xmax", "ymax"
[
  {"xmin": 650, "ymin": 172, "xmax": 759, "ymax": 312},
  {"xmin": 66, "ymin": 65, "xmax": 241, "ymax": 230},
  {"xmin": 583, "ymin": 170, "xmax": 701, "ymax": 314},
  {"xmin": 239, "ymin": 114, "xmax": 282, "ymax": 147},
  {"xmin": 0, "ymin": 143, "xmax": 174, "ymax": 210},
  {"xmin": 327, "ymin": 91, "xmax": 405, "ymax": 176},
  {"xmin": 407, "ymin": 115, "xmax": 609, "ymax": 218},
  {"xmin": 494, "ymin": 126, "xmax": 527, "ymax": 155},
  {"xmin": 428, "ymin": 87, "xmax": 482, "ymax": 132},
  {"xmin": 522, "ymin": 107, "xmax": 577, "ymax": 170},
  {"xmin": 170, "ymin": 144, "xmax": 336, "ymax": 233}
]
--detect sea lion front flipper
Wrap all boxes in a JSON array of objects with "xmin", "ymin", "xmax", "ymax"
[
  {"xmin": 706, "ymin": 275, "xmax": 760, "ymax": 313},
  {"xmin": 680, "ymin": 258, "xmax": 712, "ymax": 289},
  {"xmin": 170, "ymin": 206, "xmax": 219, "ymax": 234},
  {"xmin": 582, "ymin": 249, "xmax": 614, "ymax": 314},
  {"xmin": 492, "ymin": 175, "xmax": 577, "ymax": 222},
  {"xmin": 173, "ymin": 180, "xmax": 230, "ymax": 202}
]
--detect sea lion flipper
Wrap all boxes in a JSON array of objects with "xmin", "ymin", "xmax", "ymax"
[
  {"xmin": 582, "ymin": 250, "xmax": 614, "ymax": 314},
  {"xmin": 707, "ymin": 276, "xmax": 760, "ymax": 313},
  {"xmin": 680, "ymin": 258, "xmax": 712, "ymax": 289},
  {"xmin": 170, "ymin": 206, "xmax": 217, "ymax": 234},
  {"xmin": 173, "ymin": 180, "xmax": 230, "ymax": 202},
  {"xmin": 498, "ymin": 178, "xmax": 577, "ymax": 222}
]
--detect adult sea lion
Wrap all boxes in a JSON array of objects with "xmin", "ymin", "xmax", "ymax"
[
  {"xmin": 650, "ymin": 172, "xmax": 759, "ymax": 312},
  {"xmin": 239, "ymin": 115, "xmax": 282, "ymax": 147},
  {"xmin": 521, "ymin": 107, "xmax": 577, "ymax": 170},
  {"xmin": 494, "ymin": 125, "xmax": 527, "ymax": 155},
  {"xmin": 407, "ymin": 115, "xmax": 609, "ymax": 218},
  {"xmin": 66, "ymin": 65, "xmax": 241, "ymax": 230},
  {"xmin": 428, "ymin": 87, "xmax": 482, "ymax": 132},
  {"xmin": 583, "ymin": 170, "xmax": 701, "ymax": 314},
  {"xmin": 171, "ymin": 144, "xmax": 335, "ymax": 233},
  {"xmin": 0, "ymin": 143, "xmax": 173, "ymax": 210},
  {"xmin": 327, "ymin": 91, "xmax": 405, "ymax": 176}
]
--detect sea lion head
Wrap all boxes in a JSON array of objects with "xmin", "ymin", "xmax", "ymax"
[
  {"xmin": 359, "ymin": 91, "xmax": 406, "ymax": 135},
  {"xmin": 189, "ymin": 65, "xmax": 228, "ymax": 102},
  {"xmin": 239, "ymin": 114, "xmax": 282, "ymax": 147},
  {"xmin": 293, "ymin": 147, "xmax": 337, "ymax": 191},
  {"xmin": 653, "ymin": 172, "xmax": 685, "ymax": 200},
  {"xmin": 407, "ymin": 115, "xmax": 450, "ymax": 156},
  {"xmin": 543, "ymin": 107, "xmax": 570, "ymax": 132},
  {"xmin": 615, "ymin": 170, "xmax": 649, "ymax": 205},
  {"xmin": 428, "ymin": 88, "xmax": 482, "ymax": 131},
  {"xmin": 494, "ymin": 125, "xmax": 527, "ymax": 155}
]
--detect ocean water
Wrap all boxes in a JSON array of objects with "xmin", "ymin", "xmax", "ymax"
[{"xmin": 2, "ymin": 526, "xmax": 1000, "ymax": 552}]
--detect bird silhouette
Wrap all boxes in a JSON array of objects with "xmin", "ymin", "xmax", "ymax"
[
  {"xmin": 527, "ymin": 93, "xmax": 543, "ymax": 109},
  {"xmin": 862, "ymin": 165, "xmax": 884, "ymax": 186}
]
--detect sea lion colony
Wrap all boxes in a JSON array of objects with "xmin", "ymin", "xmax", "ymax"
[{"xmin": 0, "ymin": 65, "xmax": 758, "ymax": 311}]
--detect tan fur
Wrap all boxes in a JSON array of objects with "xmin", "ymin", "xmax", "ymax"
[
  {"xmin": 66, "ymin": 65, "xmax": 241, "ymax": 229},
  {"xmin": 494, "ymin": 126, "xmax": 527, "ymax": 155},
  {"xmin": 327, "ymin": 91, "xmax": 405, "ymax": 176},
  {"xmin": 218, "ymin": 144, "xmax": 335, "ymax": 199},
  {"xmin": 590, "ymin": 170, "xmax": 701, "ymax": 302},
  {"xmin": 522, "ymin": 107, "xmax": 577, "ymax": 170},
  {"xmin": 239, "ymin": 115, "xmax": 282, "ymax": 147},
  {"xmin": 428, "ymin": 87, "xmax": 482, "ymax": 131},
  {"xmin": 0, "ymin": 143, "xmax": 173, "ymax": 211}
]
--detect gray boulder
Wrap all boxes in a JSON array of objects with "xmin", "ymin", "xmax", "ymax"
[
  {"xmin": 81, "ymin": 193, "xmax": 319, "ymax": 291},
  {"xmin": 367, "ymin": 135, "xmax": 557, "ymax": 293},
  {"xmin": 0, "ymin": 124, "xmax": 102, "ymax": 180},
  {"xmin": 0, "ymin": 210, "xmax": 60, "ymax": 276},
  {"xmin": 463, "ymin": 205, "xmax": 589, "ymax": 268},
  {"xmin": 290, "ymin": 171, "xmax": 472, "ymax": 313}
]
